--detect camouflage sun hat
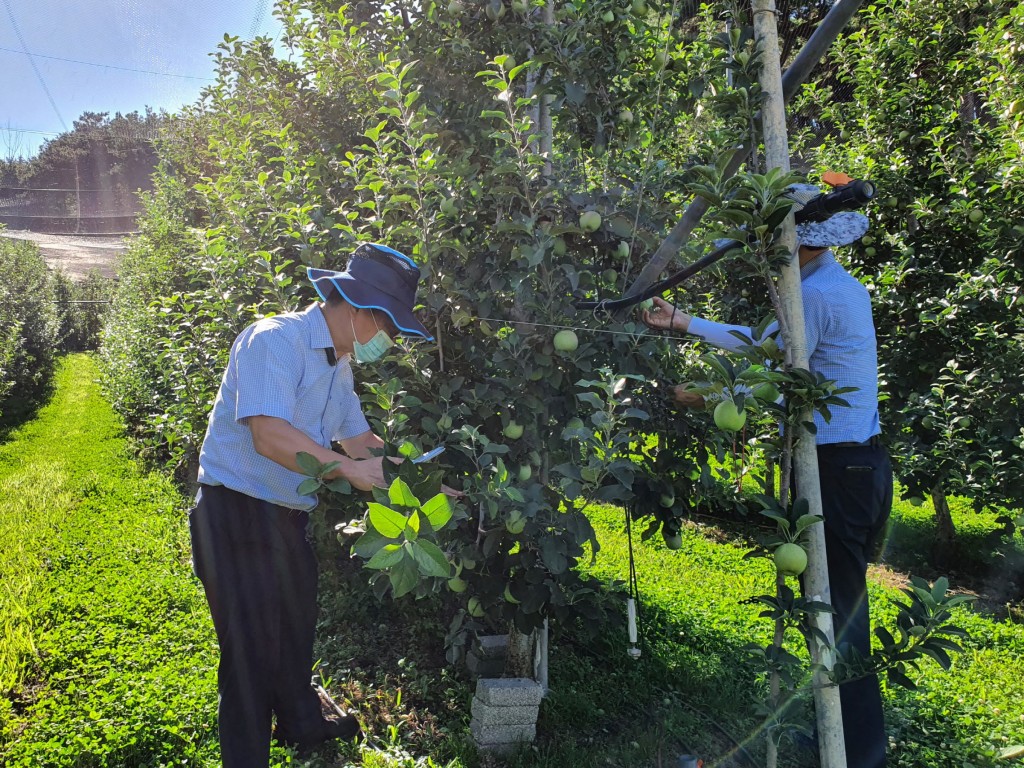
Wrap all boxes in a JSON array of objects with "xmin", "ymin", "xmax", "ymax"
[{"xmin": 786, "ymin": 183, "xmax": 869, "ymax": 248}]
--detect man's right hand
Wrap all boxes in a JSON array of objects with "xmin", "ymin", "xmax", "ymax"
[
  {"xmin": 642, "ymin": 297, "xmax": 692, "ymax": 333},
  {"xmin": 671, "ymin": 384, "xmax": 706, "ymax": 409}
]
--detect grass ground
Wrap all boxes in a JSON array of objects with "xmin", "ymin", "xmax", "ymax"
[
  {"xmin": 1, "ymin": 354, "xmax": 1022, "ymax": 767},
  {"xmin": 0, "ymin": 355, "xmax": 220, "ymax": 767}
]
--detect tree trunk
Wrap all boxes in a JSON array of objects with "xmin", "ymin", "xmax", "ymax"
[
  {"xmin": 930, "ymin": 482, "xmax": 956, "ymax": 569},
  {"xmin": 505, "ymin": 624, "xmax": 536, "ymax": 677},
  {"xmin": 753, "ymin": 0, "xmax": 847, "ymax": 764}
]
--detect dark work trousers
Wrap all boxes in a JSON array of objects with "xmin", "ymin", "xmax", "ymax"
[
  {"xmin": 189, "ymin": 483, "xmax": 325, "ymax": 768},
  {"xmin": 815, "ymin": 443, "xmax": 893, "ymax": 768}
]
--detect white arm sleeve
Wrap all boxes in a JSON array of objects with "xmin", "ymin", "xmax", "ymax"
[{"xmin": 687, "ymin": 316, "xmax": 781, "ymax": 352}]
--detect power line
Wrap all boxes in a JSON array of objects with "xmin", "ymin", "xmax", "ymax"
[
  {"xmin": 1, "ymin": 0, "xmax": 67, "ymax": 131},
  {"xmin": 1, "ymin": 126, "xmax": 161, "ymax": 141},
  {"xmin": 1, "ymin": 127, "xmax": 60, "ymax": 137},
  {"xmin": 1, "ymin": 187, "xmax": 142, "ymax": 192},
  {"xmin": 0, "ymin": 45, "xmax": 216, "ymax": 82}
]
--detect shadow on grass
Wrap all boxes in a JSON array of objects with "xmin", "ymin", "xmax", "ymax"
[
  {"xmin": 674, "ymin": 499, "xmax": 1024, "ymax": 615},
  {"xmin": 531, "ymin": 603, "xmax": 778, "ymax": 768},
  {"xmin": 878, "ymin": 506, "xmax": 1024, "ymax": 611},
  {"xmin": 0, "ymin": 388, "xmax": 53, "ymax": 446}
]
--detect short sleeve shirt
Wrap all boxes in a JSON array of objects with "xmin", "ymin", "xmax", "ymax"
[{"xmin": 197, "ymin": 304, "xmax": 369, "ymax": 509}]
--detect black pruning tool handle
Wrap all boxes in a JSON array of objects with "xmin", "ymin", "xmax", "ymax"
[{"xmin": 572, "ymin": 179, "xmax": 875, "ymax": 312}]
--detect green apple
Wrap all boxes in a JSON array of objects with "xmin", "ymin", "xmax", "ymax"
[
  {"xmin": 602, "ymin": 9, "xmax": 615, "ymax": 22},
  {"xmin": 447, "ymin": 576, "xmax": 468, "ymax": 593},
  {"xmin": 503, "ymin": 421, "xmax": 524, "ymax": 439},
  {"xmin": 518, "ymin": 464, "xmax": 532, "ymax": 482},
  {"xmin": 467, "ymin": 596, "xmax": 485, "ymax": 617},
  {"xmin": 552, "ymin": 237, "xmax": 567, "ymax": 256},
  {"xmin": 616, "ymin": 240, "xmax": 630, "ymax": 259},
  {"xmin": 638, "ymin": 297, "xmax": 654, "ymax": 312},
  {"xmin": 553, "ymin": 329, "xmax": 579, "ymax": 352},
  {"xmin": 602, "ymin": 268, "xmax": 618, "ymax": 284},
  {"xmin": 659, "ymin": 492, "xmax": 675, "ymax": 508},
  {"xmin": 630, "ymin": 0, "xmax": 646, "ymax": 13},
  {"xmin": 774, "ymin": 543, "xmax": 808, "ymax": 577},
  {"xmin": 713, "ymin": 400, "xmax": 746, "ymax": 431},
  {"xmin": 618, "ymin": 109, "xmax": 634, "ymax": 124},
  {"xmin": 906, "ymin": 496, "xmax": 925, "ymax": 507},
  {"xmin": 864, "ymin": 246, "xmax": 877, "ymax": 257},
  {"xmin": 662, "ymin": 529, "xmax": 683, "ymax": 550},
  {"xmin": 484, "ymin": 0, "xmax": 505, "ymax": 20},
  {"xmin": 752, "ymin": 382, "xmax": 781, "ymax": 403},
  {"xmin": 579, "ymin": 210, "xmax": 602, "ymax": 232},
  {"xmin": 968, "ymin": 208, "xmax": 983, "ymax": 223},
  {"xmin": 503, "ymin": 54, "xmax": 517, "ymax": 69},
  {"xmin": 503, "ymin": 585, "xmax": 521, "ymax": 604},
  {"xmin": 505, "ymin": 516, "xmax": 526, "ymax": 534}
]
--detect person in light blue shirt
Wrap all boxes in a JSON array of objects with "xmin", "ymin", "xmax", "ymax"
[
  {"xmin": 189, "ymin": 243, "xmax": 455, "ymax": 768},
  {"xmin": 643, "ymin": 184, "xmax": 892, "ymax": 768}
]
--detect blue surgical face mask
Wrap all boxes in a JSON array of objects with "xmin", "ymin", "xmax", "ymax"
[{"xmin": 350, "ymin": 312, "xmax": 395, "ymax": 364}]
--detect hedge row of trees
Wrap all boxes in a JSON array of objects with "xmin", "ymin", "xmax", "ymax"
[
  {"xmin": 0, "ymin": 236, "xmax": 112, "ymax": 425},
  {"xmin": 813, "ymin": 0, "xmax": 1024, "ymax": 564}
]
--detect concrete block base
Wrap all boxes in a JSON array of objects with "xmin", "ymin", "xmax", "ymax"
[{"xmin": 469, "ymin": 677, "xmax": 543, "ymax": 753}]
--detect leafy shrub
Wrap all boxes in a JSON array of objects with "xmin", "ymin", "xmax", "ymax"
[
  {"xmin": 51, "ymin": 269, "xmax": 115, "ymax": 352},
  {"xmin": 0, "ymin": 234, "xmax": 59, "ymax": 424}
]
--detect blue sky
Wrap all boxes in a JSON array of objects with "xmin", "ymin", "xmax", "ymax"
[{"xmin": 0, "ymin": 0, "xmax": 285, "ymax": 160}]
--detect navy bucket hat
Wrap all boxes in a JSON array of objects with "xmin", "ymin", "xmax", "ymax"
[{"xmin": 307, "ymin": 243, "xmax": 433, "ymax": 340}]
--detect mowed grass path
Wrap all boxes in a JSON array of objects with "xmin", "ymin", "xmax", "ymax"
[{"xmin": 0, "ymin": 354, "xmax": 218, "ymax": 767}]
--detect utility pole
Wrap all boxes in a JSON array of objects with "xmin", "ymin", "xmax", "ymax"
[{"xmin": 751, "ymin": 0, "xmax": 846, "ymax": 766}]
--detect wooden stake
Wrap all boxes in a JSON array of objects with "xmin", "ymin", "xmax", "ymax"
[{"xmin": 751, "ymin": 0, "xmax": 847, "ymax": 765}]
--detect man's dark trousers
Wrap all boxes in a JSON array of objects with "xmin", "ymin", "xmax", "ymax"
[
  {"xmin": 189, "ymin": 483, "xmax": 325, "ymax": 768},
  {"xmin": 816, "ymin": 442, "xmax": 893, "ymax": 768}
]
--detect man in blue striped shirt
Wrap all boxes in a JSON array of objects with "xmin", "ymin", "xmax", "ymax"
[
  {"xmin": 643, "ymin": 185, "xmax": 892, "ymax": 768},
  {"xmin": 190, "ymin": 243, "xmax": 451, "ymax": 767}
]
